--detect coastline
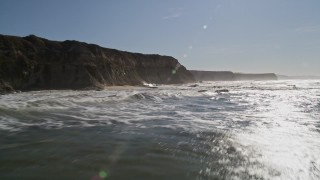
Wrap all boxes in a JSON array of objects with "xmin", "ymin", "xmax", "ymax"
[{"xmin": 0, "ymin": 34, "xmax": 195, "ymax": 95}]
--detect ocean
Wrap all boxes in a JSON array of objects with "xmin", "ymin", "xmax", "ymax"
[{"xmin": 0, "ymin": 80, "xmax": 320, "ymax": 180}]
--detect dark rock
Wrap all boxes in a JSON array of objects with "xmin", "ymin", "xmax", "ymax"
[
  {"xmin": 0, "ymin": 80, "xmax": 14, "ymax": 94},
  {"xmin": 188, "ymin": 84, "xmax": 198, "ymax": 87},
  {"xmin": 198, "ymin": 90, "xmax": 207, "ymax": 93},
  {"xmin": 215, "ymin": 89, "xmax": 229, "ymax": 93},
  {"xmin": 0, "ymin": 34, "xmax": 195, "ymax": 92},
  {"xmin": 227, "ymin": 146, "xmax": 236, "ymax": 154}
]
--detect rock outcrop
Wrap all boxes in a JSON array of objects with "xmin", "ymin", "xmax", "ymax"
[
  {"xmin": 0, "ymin": 34, "xmax": 194, "ymax": 93},
  {"xmin": 0, "ymin": 80, "xmax": 14, "ymax": 94}
]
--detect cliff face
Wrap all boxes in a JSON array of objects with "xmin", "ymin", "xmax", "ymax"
[
  {"xmin": 0, "ymin": 34, "xmax": 194, "ymax": 92},
  {"xmin": 190, "ymin": 71, "xmax": 236, "ymax": 81}
]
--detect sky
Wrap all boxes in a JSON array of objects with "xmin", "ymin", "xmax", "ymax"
[{"xmin": 1, "ymin": 0, "xmax": 320, "ymax": 76}]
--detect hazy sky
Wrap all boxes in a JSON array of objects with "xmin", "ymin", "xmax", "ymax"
[{"xmin": 1, "ymin": 0, "xmax": 320, "ymax": 76}]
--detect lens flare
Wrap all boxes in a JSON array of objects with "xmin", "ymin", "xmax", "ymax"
[{"xmin": 99, "ymin": 170, "xmax": 108, "ymax": 178}]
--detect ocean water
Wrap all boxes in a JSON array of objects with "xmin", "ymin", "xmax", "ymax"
[{"xmin": 0, "ymin": 80, "xmax": 320, "ymax": 180}]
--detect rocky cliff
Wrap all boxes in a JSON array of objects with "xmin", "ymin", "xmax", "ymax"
[{"xmin": 0, "ymin": 34, "xmax": 194, "ymax": 93}]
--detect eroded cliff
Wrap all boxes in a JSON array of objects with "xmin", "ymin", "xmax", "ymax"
[{"xmin": 0, "ymin": 34, "xmax": 194, "ymax": 93}]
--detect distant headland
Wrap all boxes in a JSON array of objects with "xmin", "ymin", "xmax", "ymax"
[{"xmin": 190, "ymin": 70, "xmax": 278, "ymax": 81}]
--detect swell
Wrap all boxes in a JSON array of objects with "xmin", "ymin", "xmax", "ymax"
[{"xmin": 0, "ymin": 81, "xmax": 319, "ymax": 133}]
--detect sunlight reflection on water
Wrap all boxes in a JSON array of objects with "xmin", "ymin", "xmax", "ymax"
[{"xmin": 0, "ymin": 80, "xmax": 320, "ymax": 179}]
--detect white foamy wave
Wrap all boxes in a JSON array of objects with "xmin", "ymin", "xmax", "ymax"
[{"xmin": 0, "ymin": 80, "xmax": 319, "ymax": 133}]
